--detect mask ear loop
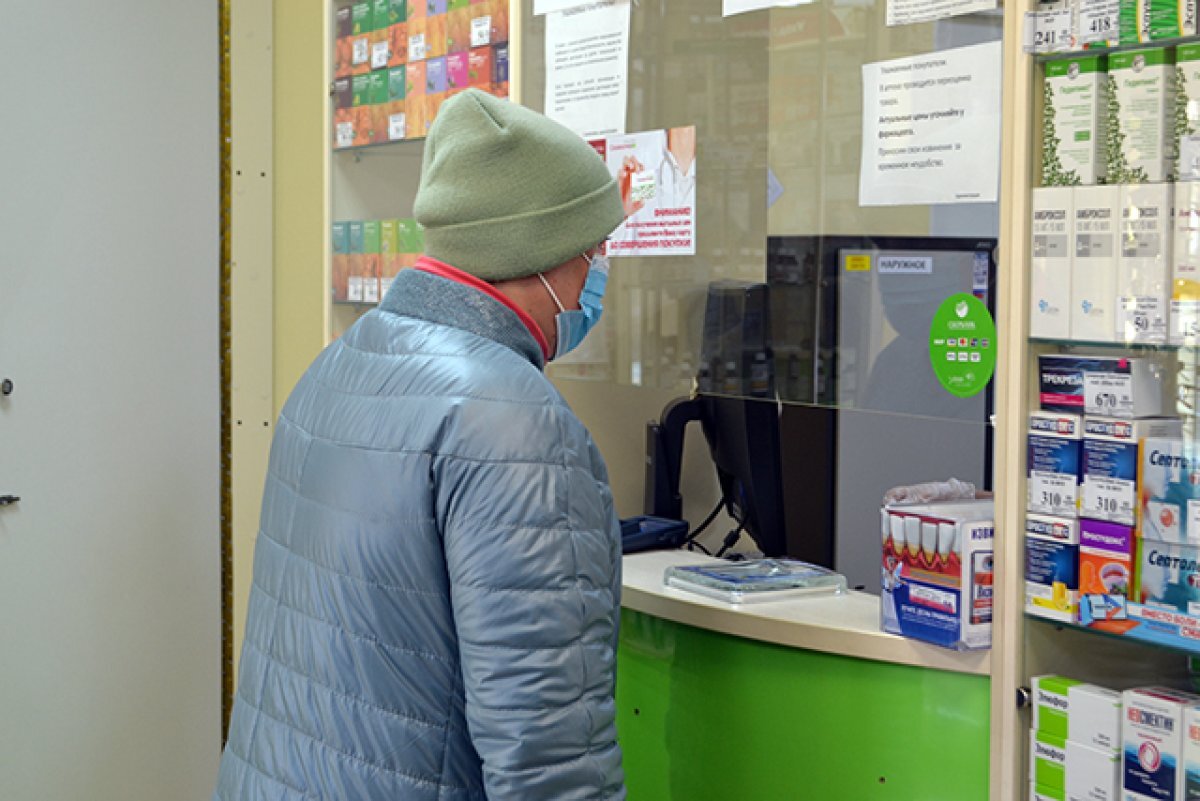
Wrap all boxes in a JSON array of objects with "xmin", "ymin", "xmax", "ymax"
[{"xmin": 537, "ymin": 272, "xmax": 566, "ymax": 313}]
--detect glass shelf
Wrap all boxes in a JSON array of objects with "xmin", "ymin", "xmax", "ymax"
[
  {"xmin": 1027, "ymin": 606, "xmax": 1200, "ymax": 657},
  {"xmin": 1029, "ymin": 336, "xmax": 1185, "ymax": 352},
  {"xmin": 333, "ymin": 137, "xmax": 426, "ymax": 156},
  {"xmin": 1035, "ymin": 33, "xmax": 1200, "ymax": 62}
]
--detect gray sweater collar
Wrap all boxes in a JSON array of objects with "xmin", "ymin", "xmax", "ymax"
[{"xmin": 379, "ymin": 268, "xmax": 546, "ymax": 370}]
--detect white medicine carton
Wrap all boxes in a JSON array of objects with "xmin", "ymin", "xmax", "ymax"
[
  {"xmin": 1122, "ymin": 687, "xmax": 1200, "ymax": 801},
  {"xmin": 1032, "ymin": 187, "xmax": 1074, "ymax": 339},
  {"xmin": 1068, "ymin": 683, "xmax": 1122, "ymax": 753},
  {"xmin": 1071, "ymin": 185, "xmax": 1121, "ymax": 343},
  {"xmin": 1067, "ymin": 739, "xmax": 1119, "ymax": 801},
  {"xmin": 1117, "ymin": 182, "xmax": 1173, "ymax": 344}
]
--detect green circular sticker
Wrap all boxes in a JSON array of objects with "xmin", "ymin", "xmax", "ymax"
[{"xmin": 929, "ymin": 293, "xmax": 996, "ymax": 398}]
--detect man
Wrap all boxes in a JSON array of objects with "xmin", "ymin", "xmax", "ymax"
[{"xmin": 215, "ymin": 88, "xmax": 627, "ymax": 800}]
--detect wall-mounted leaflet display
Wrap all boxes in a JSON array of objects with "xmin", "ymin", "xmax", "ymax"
[{"xmin": 333, "ymin": 0, "xmax": 510, "ymax": 148}]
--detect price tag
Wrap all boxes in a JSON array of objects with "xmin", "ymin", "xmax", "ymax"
[
  {"xmin": 471, "ymin": 16, "xmax": 491, "ymax": 47},
  {"xmin": 1078, "ymin": 0, "xmax": 1118, "ymax": 43},
  {"xmin": 1172, "ymin": 299, "xmax": 1200, "ymax": 343},
  {"xmin": 1083, "ymin": 476, "xmax": 1134, "ymax": 524},
  {"xmin": 1023, "ymin": 7, "xmax": 1074, "ymax": 53},
  {"xmin": 408, "ymin": 33, "xmax": 426, "ymax": 62},
  {"xmin": 364, "ymin": 279, "xmax": 380, "ymax": 303},
  {"xmin": 371, "ymin": 40, "xmax": 390, "ymax": 70},
  {"xmin": 347, "ymin": 276, "xmax": 364, "ymax": 303},
  {"xmin": 1189, "ymin": 500, "xmax": 1200, "ymax": 543},
  {"xmin": 388, "ymin": 113, "xmax": 407, "ymax": 141},
  {"xmin": 1118, "ymin": 295, "xmax": 1167, "ymax": 342},
  {"xmin": 1029, "ymin": 471, "xmax": 1077, "ymax": 517},
  {"xmin": 336, "ymin": 121, "xmax": 355, "ymax": 149},
  {"xmin": 352, "ymin": 36, "xmax": 370, "ymax": 65},
  {"xmin": 1084, "ymin": 372, "xmax": 1133, "ymax": 416}
]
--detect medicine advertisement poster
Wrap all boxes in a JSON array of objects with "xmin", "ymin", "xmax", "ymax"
[
  {"xmin": 544, "ymin": 0, "xmax": 630, "ymax": 138},
  {"xmin": 859, "ymin": 41, "xmax": 1001, "ymax": 207},
  {"xmin": 591, "ymin": 126, "xmax": 696, "ymax": 257}
]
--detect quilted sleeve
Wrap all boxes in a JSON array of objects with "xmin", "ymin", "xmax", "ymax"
[{"xmin": 434, "ymin": 396, "xmax": 625, "ymax": 801}]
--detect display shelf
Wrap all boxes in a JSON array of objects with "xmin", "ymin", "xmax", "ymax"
[
  {"xmin": 1029, "ymin": 336, "xmax": 1185, "ymax": 352},
  {"xmin": 1036, "ymin": 33, "xmax": 1200, "ymax": 61},
  {"xmin": 333, "ymin": 136, "xmax": 426, "ymax": 155},
  {"xmin": 1027, "ymin": 609, "xmax": 1200, "ymax": 658}
]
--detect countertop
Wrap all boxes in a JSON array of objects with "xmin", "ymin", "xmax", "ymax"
[{"xmin": 621, "ymin": 550, "xmax": 991, "ymax": 676}]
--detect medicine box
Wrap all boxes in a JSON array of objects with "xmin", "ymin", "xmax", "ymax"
[
  {"xmin": 1118, "ymin": 182, "xmax": 1174, "ymax": 344},
  {"xmin": 1140, "ymin": 438, "xmax": 1200, "ymax": 544},
  {"xmin": 1041, "ymin": 55, "xmax": 1107, "ymax": 187},
  {"xmin": 1028, "ymin": 412, "xmax": 1082, "ymax": 518},
  {"xmin": 1035, "ymin": 675, "xmax": 1083, "ymax": 738},
  {"xmin": 1172, "ymin": 180, "xmax": 1200, "ymax": 343},
  {"xmin": 1177, "ymin": 45, "xmax": 1200, "ymax": 182},
  {"xmin": 1068, "ymin": 683, "xmax": 1122, "ymax": 752},
  {"xmin": 1071, "ymin": 184, "xmax": 1120, "ymax": 343},
  {"xmin": 1079, "ymin": 519, "xmax": 1135, "ymax": 623},
  {"xmin": 1122, "ymin": 687, "xmax": 1200, "ymax": 801},
  {"xmin": 1025, "ymin": 514, "xmax": 1080, "ymax": 623},
  {"xmin": 1107, "ymin": 48, "xmax": 1176, "ymax": 184},
  {"xmin": 879, "ymin": 500, "xmax": 993, "ymax": 651},
  {"xmin": 1037, "ymin": 353, "xmax": 1166, "ymax": 417},
  {"xmin": 1082, "ymin": 416, "xmax": 1180, "ymax": 524},
  {"xmin": 1066, "ymin": 739, "xmax": 1119, "ymax": 800},
  {"xmin": 1032, "ymin": 187, "xmax": 1074, "ymax": 339},
  {"xmin": 1137, "ymin": 538, "xmax": 1200, "ymax": 616},
  {"xmin": 1182, "ymin": 704, "xmax": 1200, "ymax": 799},
  {"xmin": 1032, "ymin": 728, "xmax": 1068, "ymax": 791},
  {"xmin": 1030, "ymin": 782, "xmax": 1064, "ymax": 801}
]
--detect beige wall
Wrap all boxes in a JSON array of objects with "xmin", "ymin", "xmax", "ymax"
[{"xmin": 274, "ymin": 2, "xmax": 327, "ymax": 415}]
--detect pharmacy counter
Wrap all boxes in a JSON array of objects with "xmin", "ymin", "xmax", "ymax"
[
  {"xmin": 621, "ymin": 550, "xmax": 991, "ymax": 676},
  {"xmin": 614, "ymin": 551, "xmax": 992, "ymax": 800}
]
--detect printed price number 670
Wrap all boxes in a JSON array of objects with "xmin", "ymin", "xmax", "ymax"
[{"xmin": 1091, "ymin": 392, "xmax": 1118, "ymax": 409}]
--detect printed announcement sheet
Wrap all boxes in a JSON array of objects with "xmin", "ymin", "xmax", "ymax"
[
  {"xmin": 859, "ymin": 41, "xmax": 1001, "ymax": 207},
  {"xmin": 545, "ymin": 1, "xmax": 630, "ymax": 138}
]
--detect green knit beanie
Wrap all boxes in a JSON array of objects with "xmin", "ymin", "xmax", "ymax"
[{"xmin": 414, "ymin": 89, "xmax": 625, "ymax": 281}]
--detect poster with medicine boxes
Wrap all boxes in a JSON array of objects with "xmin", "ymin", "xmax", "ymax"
[
  {"xmin": 331, "ymin": 218, "xmax": 423, "ymax": 304},
  {"xmin": 333, "ymin": 0, "xmax": 510, "ymax": 148}
]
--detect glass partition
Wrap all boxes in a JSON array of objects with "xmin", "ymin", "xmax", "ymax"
[{"xmin": 520, "ymin": 1, "xmax": 1002, "ymax": 589}]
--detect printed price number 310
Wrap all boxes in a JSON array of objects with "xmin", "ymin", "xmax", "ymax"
[{"xmin": 1041, "ymin": 490, "xmax": 1064, "ymax": 509}]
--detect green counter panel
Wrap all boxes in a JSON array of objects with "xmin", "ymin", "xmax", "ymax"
[{"xmin": 616, "ymin": 609, "xmax": 991, "ymax": 800}]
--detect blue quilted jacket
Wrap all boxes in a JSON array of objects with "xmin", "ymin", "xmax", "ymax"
[{"xmin": 214, "ymin": 266, "xmax": 625, "ymax": 800}]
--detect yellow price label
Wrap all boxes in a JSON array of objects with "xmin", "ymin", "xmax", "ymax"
[{"xmin": 845, "ymin": 255, "xmax": 871, "ymax": 272}]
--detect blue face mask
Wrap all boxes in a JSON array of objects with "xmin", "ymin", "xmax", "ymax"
[{"xmin": 538, "ymin": 252, "xmax": 610, "ymax": 361}]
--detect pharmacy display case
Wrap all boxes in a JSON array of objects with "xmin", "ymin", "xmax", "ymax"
[{"xmin": 993, "ymin": 5, "xmax": 1200, "ymax": 800}]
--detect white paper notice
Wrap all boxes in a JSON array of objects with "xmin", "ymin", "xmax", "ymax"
[
  {"xmin": 545, "ymin": 1, "xmax": 630, "ymax": 138},
  {"xmin": 886, "ymin": 0, "xmax": 996, "ymax": 26},
  {"xmin": 723, "ymin": 0, "xmax": 810, "ymax": 15},
  {"xmin": 859, "ymin": 41, "xmax": 1001, "ymax": 207},
  {"xmin": 535, "ymin": 0, "xmax": 592, "ymax": 14}
]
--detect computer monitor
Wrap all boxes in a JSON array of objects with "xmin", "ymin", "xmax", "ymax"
[{"xmin": 644, "ymin": 392, "xmax": 835, "ymax": 564}]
